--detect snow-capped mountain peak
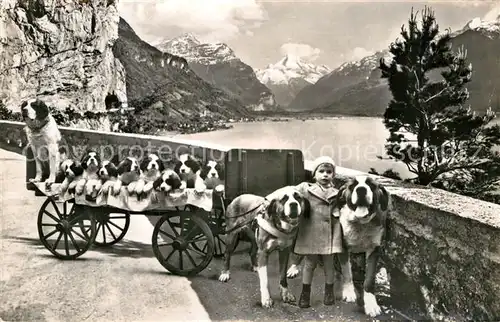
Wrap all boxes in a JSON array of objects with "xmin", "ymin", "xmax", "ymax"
[
  {"xmin": 335, "ymin": 50, "xmax": 393, "ymax": 75},
  {"xmin": 452, "ymin": 15, "xmax": 500, "ymax": 38},
  {"xmin": 256, "ymin": 55, "xmax": 331, "ymax": 85},
  {"xmin": 156, "ymin": 34, "xmax": 237, "ymax": 65}
]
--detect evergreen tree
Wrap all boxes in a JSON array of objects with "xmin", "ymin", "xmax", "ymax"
[{"xmin": 378, "ymin": 6, "xmax": 500, "ymax": 198}]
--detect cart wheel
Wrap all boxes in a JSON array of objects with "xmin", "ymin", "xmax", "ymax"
[
  {"xmin": 81, "ymin": 209, "xmax": 130, "ymax": 247},
  {"xmin": 193, "ymin": 209, "xmax": 237, "ymax": 258},
  {"xmin": 152, "ymin": 210, "xmax": 214, "ymax": 276},
  {"xmin": 37, "ymin": 198, "xmax": 96, "ymax": 260}
]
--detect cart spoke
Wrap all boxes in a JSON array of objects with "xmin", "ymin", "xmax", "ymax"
[
  {"xmin": 108, "ymin": 220, "xmax": 124, "ymax": 232},
  {"xmin": 43, "ymin": 210, "xmax": 60, "ymax": 223},
  {"xmin": 64, "ymin": 233, "xmax": 70, "ymax": 256},
  {"xmin": 105, "ymin": 222, "xmax": 117, "ymax": 241},
  {"xmin": 164, "ymin": 249, "xmax": 176, "ymax": 263},
  {"xmin": 158, "ymin": 229, "xmax": 175, "ymax": 241},
  {"xmin": 109, "ymin": 215, "xmax": 128, "ymax": 219},
  {"xmin": 156, "ymin": 242, "xmax": 174, "ymax": 247},
  {"xmin": 67, "ymin": 231, "xmax": 81, "ymax": 253},
  {"xmin": 186, "ymin": 235, "xmax": 208, "ymax": 244},
  {"xmin": 70, "ymin": 227, "xmax": 87, "ymax": 240},
  {"xmin": 165, "ymin": 217, "xmax": 179, "ymax": 237},
  {"xmin": 184, "ymin": 249, "xmax": 198, "ymax": 266},
  {"xmin": 68, "ymin": 213, "xmax": 88, "ymax": 225},
  {"xmin": 101, "ymin": 222, "xmax": 106, "ymax": 244},
  {"xmin": 52, "ymin": 201, "xmax": 63, "ymax": 219},
  {"xmin": 63, "ymin": 202, "xmax": 67, "ymax": 216},
  {"xmin": 43, "ymin": 229, "xmax": 59, "ymax": 240},
  {"xmin": 41, "ymin": 223, "xmax": 58, "ymax": 227},
  {"xmin": 186, "ymin": 244, "xmax": 207, "ymax": 257},
  {"xmin": 51, "ymin": 232, "xmax": 63, "ymax": 251},
  {"xmin": 178, "ymin": 250, "xmax": 184, "ymax": 270}
]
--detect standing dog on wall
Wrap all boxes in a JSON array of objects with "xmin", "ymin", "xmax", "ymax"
[
  {"xmin": 21, "ymin": 99, "xmax": 62, "ymax": 188},
  {"xmin": 336, "ymin": 175, "xmax": 390, "ymax": 317}
]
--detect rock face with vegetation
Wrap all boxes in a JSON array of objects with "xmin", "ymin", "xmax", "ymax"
[
  {"xmin": 112, "ymin": 19, "xmax": 251, "ymax": 135},
  {"xmin": 0, "ymin": 0, "xmax": 126, "ymax": 130}
]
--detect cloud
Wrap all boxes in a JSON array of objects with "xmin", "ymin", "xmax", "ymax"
[
  {"xmin": 483, "ymin": 2, "xmax": 500, "ymax": 21},
  {"xmin": 351, "ymin": 47, "xmax": 374, "ymax": 61},
  {"xmin": 118, "ymin": 0, "xmax": 267, "ymax": 43},
  {"xmin": 280, "ymin": 43, "xmax": 321, "ymax": 62}
]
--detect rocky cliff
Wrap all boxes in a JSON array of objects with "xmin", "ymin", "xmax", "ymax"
[
  {"xmin": 157, "ymin": 34, "xmax": 279, "ymax": 112},
  {"xmin": 0, "ymin": 0, "xmax": 126, "ymax": 130},
  {"xmin": 112, "ymin": 19, "xmax": 250, "ymax": 134}
]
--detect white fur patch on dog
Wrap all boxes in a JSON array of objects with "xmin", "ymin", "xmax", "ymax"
[
  {"xmin": 363, "ymin": 292, "xmax": 382, "ymax": 317},
  {"xmin": 342, "ymin": 282, "xmax": 357, "ymax": 303},
  {"xmin": 257, "ymin": 266, "xmax": 273, "ymax": 308},
  {"xmin": 286, "ymin": 264, "xmax": 300, "ymax": 278},
  {"xmin": 218, "ymin": 270, "xmax": 230, "ymax": 282}
]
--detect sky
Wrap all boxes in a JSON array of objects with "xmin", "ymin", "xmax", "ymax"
[{"xmin": 118, "ymin": 0, "xmax": 500, "ymax": 70}]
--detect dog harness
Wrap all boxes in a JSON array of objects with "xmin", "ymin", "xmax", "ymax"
[{"xmin": 255, "ymin": 214, "xmax": 297, "ymax": 240}]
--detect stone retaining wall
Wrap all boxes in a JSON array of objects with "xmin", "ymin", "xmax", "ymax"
[{"xmin": 1, "ymin": 120, "xmax": 500, "ymax": 320}]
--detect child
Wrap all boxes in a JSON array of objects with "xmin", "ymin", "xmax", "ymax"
[{"xmin": 293, "ymin": 156, "xmax": 343, "ymax": 308}]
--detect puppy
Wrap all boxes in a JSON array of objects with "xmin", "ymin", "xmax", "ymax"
[
  {"xmin": 336, "ymin": 175, "xmax": 390, "ymax": 317},
  {"xmin": 199, "ymin": 159, "xmax": 225, "ymax": 193},
  {"xmin": 218, "ymin": 186, "xmax": 310, "ymax": 308},
  {"xmin": 112, "ymin": 156, "xmax": 141, "ymax": 196},
  {"xmin": 174, "ymin": 153, "xmax": 206, "ymax": 192},
  {"xmin": 98, "ymin": 160, "xmax": 119, "ymax": 195},
  {"xmin": 58, "ymin": 159, "xmax": 84, "ymax": 195},
  {"xmin": 75, "ymin": 150, "xmax": 102, "ymax": 199},
  {"xmin": 153, "ymin": 169, "xmax": 183, "ymax": 193},
  {"xmin": 135, "ymin": 153, "xmax": 164, "ymax": 199},
  {"xmin": 22, "ymin": 99, "xmax": 62, "ymax": 188}
]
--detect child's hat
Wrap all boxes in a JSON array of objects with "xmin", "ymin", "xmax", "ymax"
[{"xmin": 312, "ymin": 156, "xmax": 336, "ymax": 176}]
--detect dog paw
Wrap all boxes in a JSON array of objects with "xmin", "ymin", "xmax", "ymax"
[
  {"xmin": 180, "ymin": 181, "xmax": 187, "ymax": 190},
  {"xmin": 342, "ymin": 283, "xmax": 357, "ymax": 303},
  {"xmin": 286, "ymin": 264, "xmax": 300, "ymax": 279},
  {"xmin": 215, "ymin": 184, "xmax": 224, "ymax": 193},
  {"xmin": 261, "ymin": 296, "xmax": 274, "ymax": 309},
  {"xmin": 143, "ymin": 183, "xmax": 153, "ymax": 194},
  {"xmin": 363, "ymin": 292, "xmax": 382, "ymax": 317},
  {"xmin": 280, "ymin": 286, "xmax": 296, "ymax": 304},
  {"xmin": 252, "ymin": 266, "xmax": 258, "ymax": 272},
  {"xmin": 218, "ymin": 271, "xmax": 230, "ymax": 282}
]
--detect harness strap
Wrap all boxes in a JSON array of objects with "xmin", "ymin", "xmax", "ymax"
[{"xmin": 255, "ymin": 214, "xmax": 295, "ymax": 240}]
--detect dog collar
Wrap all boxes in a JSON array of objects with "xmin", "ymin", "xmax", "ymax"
[{"xmin": 255, "ymin": 214, "xmax": 296, "ymax": 240}]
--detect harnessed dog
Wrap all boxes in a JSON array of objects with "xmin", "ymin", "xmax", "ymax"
[{"xmin": 218, "ymin": 187, "xmax": 310, "ymax": 308}]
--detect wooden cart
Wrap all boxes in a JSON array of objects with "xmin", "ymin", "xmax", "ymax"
[{"xmin": 27, "ymin": 148, "xmax": 305, "ymax": 276}]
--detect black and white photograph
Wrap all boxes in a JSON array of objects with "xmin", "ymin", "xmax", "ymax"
[{"xmin": 1, "ymin": 0, "xmax": 500, "ymax": 321}]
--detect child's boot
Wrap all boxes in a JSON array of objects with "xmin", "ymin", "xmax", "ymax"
[
  {"xmin": 324, "ymin": 283, "xmax": 334, "ymax": 305},
  {"xmin": 298, "ymin": 284, "xmax": 311, "ymax": 308}
]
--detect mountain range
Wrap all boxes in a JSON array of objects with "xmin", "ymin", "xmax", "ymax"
[
  {"xmin": 255, "ymin": 55, "xmax": 331, "ymax": 107},
  {"xmin": 112, "ymin": 19, "xmax": 251, "ymax": 133},
  {"xmin": 287, "ymin": 15, "xmax": 500, "ymax": 116},
  {"xmin": 156, "ymin": 34, "xmax": 279, "ymax": 111}
]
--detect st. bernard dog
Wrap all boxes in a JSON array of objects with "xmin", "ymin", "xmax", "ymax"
[
  {"xmin": 21, "ymin": 99, "xmax": 62, "ymax": 188},
  {"xmin": 173, "ymin": 153, "xmax": 206, "ymax": 192},
  {"xmin": 135, "ymin": 153, "xmax": 165, "ymax": 199},
  {"xmin": 336, "ymin": 175, "xmax": 390, "ymax": 317},
  {"xmin": 98, "ymin": 160, "xmax": 119, "ymax": 195},
  {"xmin": 218, "ymin": 186, "xmax": 310, "ymax": 309},
  {"xmin": 199, "ymin": 159, "xmax": 225, "ymax": 192},
  {"xmin": 112, "ymin": 156, "xmax": 141, "ymax": 195}
]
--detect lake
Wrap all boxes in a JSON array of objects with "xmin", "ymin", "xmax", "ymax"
[{"xmin": 166, "ymin": 117, "xmax": 414, "ymax": 179}]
